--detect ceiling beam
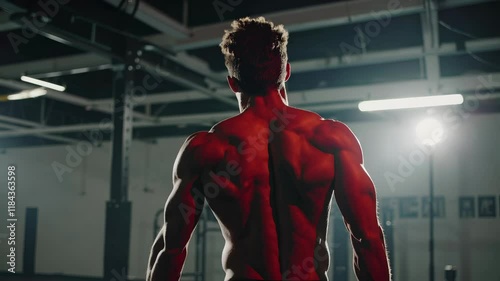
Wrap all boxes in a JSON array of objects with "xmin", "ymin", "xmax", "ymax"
[
  {"xmin": 0, "ymin": 53, "xmax": 111, "ymax": 79},
  {"xmin": 214, "ymin": 37, "xmax": 500, "ymax": 78},
  {"xmin": 103, "ymin": 0, "xmax": 190, "ymax": 39},
  {"xmin": 0, "ymin": 0, "xmax": 496, "ymax": 82},
  {"xmin": 90, "ymin": 71, "xmax": 500, "ymax": 112},
  {"xmin": 145, "ymin": 0, "xmax": 498, "ymax": 51},
  {"xmin": 1, "ymin": 89, "xmax": 499, "ymax": 138},
  {"xmin": 0, "ymin": 68, "xmax": 500, "ymax": 138},
  {"xmin": 0, "ymin": 11, "xmax": 19, "ymax": 32},
  {"xmin": 0, "ymin": 0, "xmax": 497, "ymax": 114},
  {"xmin": 0, "ymin": 79, "xmax": 157, "ymax": 122},
  {"xmin": 0, "ymin": 1, "xmax": 25, "ymax": 13},
  {"xmin": 421, "ymin": 0, "xmax": 441, "ymax": 94},
  {"xmin": 147, "ymin": 0, "xmax": 423, "ymax": 51},
  {"xmin": 0, "ymin": 0, "xmax": 496, "ymax": 78},
  {"xmin": 1, "ymin": 36, "xmax": 498, "ymax": 81},
  {"xmin": 137, "ymin": 59, "xmax": 235, "ymax": 107},
  {"xmin": 0, "ymin": 115, "xmax": 79, "ymax": 143},
  {"xmin": 1, "ymin": 0, "xmax": 495, "ymax": 44}
]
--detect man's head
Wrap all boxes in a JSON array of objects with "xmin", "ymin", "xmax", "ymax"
[{"xmin": 220, "ymin": 17, "xmax": 290, "ymax": 96}]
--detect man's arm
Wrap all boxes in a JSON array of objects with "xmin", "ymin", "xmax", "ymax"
[
  {"xmin": 318, "ymin": 120, "xmax": 391, "ymax": 281},
  {"xmin": 146, "ymin": 133, "xmax": 207, "ymax": 281}
]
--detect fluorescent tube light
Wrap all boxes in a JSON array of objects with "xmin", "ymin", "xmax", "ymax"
[
  {"xmin": 21, "ymin": 75, "xmax": 66, "ymax": 92},
  {"xmin": 7, "ymin": 88, "xmax": 47, "ymax": 100},
  {"xmin": 358, "ymin": 94, "xmax": 464, "ymax": 112}
]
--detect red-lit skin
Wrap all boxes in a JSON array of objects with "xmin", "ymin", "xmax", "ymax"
[{"xmin": 147, "ymin": 63, "xmax": 390, "ymax": 281}]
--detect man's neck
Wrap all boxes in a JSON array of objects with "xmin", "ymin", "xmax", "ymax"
[{"xmin": 238, "ymin": 87, "xmax": 288, "ymax": 113}]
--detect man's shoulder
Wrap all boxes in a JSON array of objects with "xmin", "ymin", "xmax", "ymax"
[
  {"xmin": 179, "ymin": 131, "xmax": 226, "ymax": 167},
  {"xmin": 183, "ymin": 131, "xmax": 211, "ymax": 147},
  {"xmin": 183, "ymin": 131, "xmax": 226, "ymax": 150},
  {"xmin": 315, "ymin": 119, "xmax": 355, "ymax": 139},
  {"xmin": 309, "ymin": 118, "xmax": 363, "ymax": 161}
]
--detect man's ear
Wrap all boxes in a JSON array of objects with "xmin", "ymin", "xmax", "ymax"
[
  {"xmin": 284, "ymin": 63, "xmax": 291, "ymax": 82},
  {"xmin": 227, "ymin": 76, "xmax": 240, "ymax": 93}
]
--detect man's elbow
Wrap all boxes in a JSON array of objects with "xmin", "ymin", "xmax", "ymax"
[{"xmin": 355, "ymin": 226, "xmax": 385, "ymax": 249}]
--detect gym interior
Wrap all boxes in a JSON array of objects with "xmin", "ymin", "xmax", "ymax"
[{"xmin": 0, "ymin": 0, "xmax": 499, "ymax": 280}]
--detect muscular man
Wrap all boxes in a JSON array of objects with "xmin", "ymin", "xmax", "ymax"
[{"xmin": 147, "ymin": 17, "xmax": 391, "ymax": 281}]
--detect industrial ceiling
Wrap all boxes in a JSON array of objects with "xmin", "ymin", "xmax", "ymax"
[{"xmin": 0, "ymin": 0, "xmax": 499, "ymax": 148}]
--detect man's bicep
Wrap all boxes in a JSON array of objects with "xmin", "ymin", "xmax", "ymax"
[
  {"xmin": 334, "ymin": 148, "xmax": 380, "ymax": 242},
  {"xmin": 147, "ymin": 134, "xmax": 210, "ymax": 281},
  {"xmin": 163, "ymin": 176, "xmax": 205, "ymax": 252},
  {"xmin": 163, "ymin": 132, "xmax": 208, "ymax": 249},
  {"xmin": 319, "ymin": 120, "xmax": 378, "ymax": 239}
]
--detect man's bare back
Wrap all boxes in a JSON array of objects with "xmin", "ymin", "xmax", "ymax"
[
  {"xmin": 147, "ymin": 104, "xmax": 390, "ymax": 281},
  {"xmin": 147, "ymin": 16, "xmax": 390, "ymax": 281},
  {"xmin": 201, "ymin": 106, "xmax": 336, "ymax": 280}
]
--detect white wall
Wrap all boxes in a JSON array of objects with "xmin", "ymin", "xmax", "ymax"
[
  {"xmin": 349, "ymin": 112, "xmax": 500, "ymax": 281},
  {"xmin": 0, "ymin": 112, "xmax": 499, "ymax": 281},
  {"xmin": 0, "ymin": 136, "xmax": 187, "ymax": 278}
]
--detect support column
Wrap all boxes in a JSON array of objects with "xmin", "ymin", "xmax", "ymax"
[
  {"xmin": 421, "ymin": 2, "xmax": 440, "ymax": 277},
  {"xmin": 103, "ymin": 43, "xmax": 137, "ymax": 281},
  {"xmin": 421, "ymin": 0, "xmax": 441, "ymax": 94}
]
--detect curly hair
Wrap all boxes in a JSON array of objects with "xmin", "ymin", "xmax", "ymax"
[{"xmin": 220, "ymin": 17, "xmax": 289, "ymax": 96}]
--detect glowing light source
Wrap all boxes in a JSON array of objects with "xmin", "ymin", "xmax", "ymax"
[
  {"xmin": 416, "ymin": 118, "xmax": 444, "ymax": 146},
  {"xmin": 358, "ymin": 94, "xmax": 464, "ymax": 112},
  {"xmin": 7, "ymin": 88, "xmax": 47, "ymax": 101},
  {"xmin": 21, "ymin": 75, "xmax": 66, "ymax": 92}
]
